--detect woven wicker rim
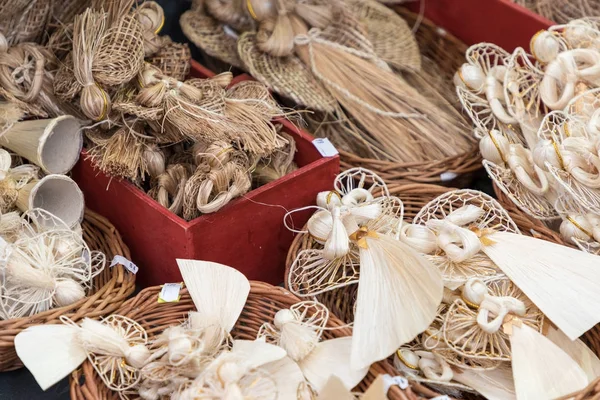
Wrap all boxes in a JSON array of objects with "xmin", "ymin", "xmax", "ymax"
[
  {"xmin": 0, "ymin": 209, "xmax": 136, "ymax": 371},
  {"xmin": 68, "ymin": 281, "xmax": 448, "ymax": 400}
]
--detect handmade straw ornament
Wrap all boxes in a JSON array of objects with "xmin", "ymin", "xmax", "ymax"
[
  {"xmin": 288, "ymin": 168, "xmax": 443, "ymax": 370},
  {"xmin": 15, "ymin": 315, "xmax": 150, "ymax": 391},
  {"xmin": 258, "ymin": 301, "xmax": 369, "ymax": 391},
  {"xmin": 419, "ymin": 189, "xmax": 600, "ymax": 341}
]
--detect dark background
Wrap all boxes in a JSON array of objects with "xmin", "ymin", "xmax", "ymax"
[{"xmin": 0, "ymin": 0, "xmax": 492, "ymax": 398}]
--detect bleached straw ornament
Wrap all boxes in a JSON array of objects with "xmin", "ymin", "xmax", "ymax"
[
  {"xmin": 0, "ymin": 115, "xmax": 83, "ymax": 174},
  {"xmin": 288, "ymin": 168, "xmax": 443, "ymax": 370},
  {"xmin": 414, "ymin": 189, "xmax": 600, "ymax": 342},
  {"xmin": 258, "ymin": 301, "xmax": 369, "ymax": 391},
  {"xmin": 15, "ymin": 314, "xmax": 151, "ymax": 391},
  {"xmin": 0, "ymin": 149, "xmax": 38, "ymax": 213},
  {"xmin": 15, "ymin": 174, "xmax": 84, "ymax": 229}
]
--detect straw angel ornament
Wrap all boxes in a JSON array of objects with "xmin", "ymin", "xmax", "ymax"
[
  {"xmin": 0, "ymin": 208, "xmax": 105, "ymax": 319},
  {"xmin": 258, "ymin": 301, "xmax": 369, "ymax": 391},
  {"xmin": 411, "ymin": 189, "xmax": 600, "ymax": 342},
  {"xmin": 15, "ymin": 314, "xmax": 151, "ymax": 391},
  {"xmin": 288, "ymin": 168, "xmax": 443, "ymax": 370},
  {"xmin": 0, "ymin": 148, "xmax": 38, "ymax": 213}
]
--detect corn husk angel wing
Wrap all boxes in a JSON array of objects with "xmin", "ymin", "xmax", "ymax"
[
  {"xmin": 180, "ymin": 7, "xmax": 245, "ymax": 69},
  {"xmin": 406, "ymin": 189, "xmax": 511, "ymax": 290},
  {"xmin": 503, "ymin": 47, "xmax": 546, "ymax": 148},
  {"xmin": 537, "ymin": 110, "xmax": 600, "ymax": 214},
  {"xmin": 317, "ymin": 374, "xmax": 387, "ymax": 400},
  {"xmin": 344, "ymin": 0, "xmax": 421, "ymax": 72},
  {"xmin": 237, "ymin": 32, "xmax": 337, "ymax": 113},
  {"xmin": 15, "ymin": 315, "xmax": 150, "ymax": 392},
  {"xmin": 258, "ymin": 301, "xmax": 368, "ymax": 391},
  {"xmin": 177, "ymin": 259, "xmax": 250, "ymax": 351},
  {"xmin": 426, "ymin": 189, "xmax": 600, "ymax": 342},
  {"xmin": 546, "ymin": 324, "xmax": 600, "ymax": 382}
]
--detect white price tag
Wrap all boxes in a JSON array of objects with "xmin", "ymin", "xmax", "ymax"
[
  {"xmin": 382, "ymin": 374, "xmax": 409, "ymax": 392},
  {"xmin": 223, "ymin": 25, "xmax": 238, "ymax": 39},
  {"xmin": 158, "ymin": 283, "xmax": 183, "ymax": 303},
  {"xmin": 312, "ymin": 138, "xmax": 339, "ymax": 157},
  {"xmin": 431, "ymin": 396, "xmax": 450, "ymax": 400},
  {"xmin": 110, "ymin": 255, "xmax": 139, "ymax": 274},
  {"xmin": 440, "ymin": 171, "xmax": 458, "ymax": 182}
]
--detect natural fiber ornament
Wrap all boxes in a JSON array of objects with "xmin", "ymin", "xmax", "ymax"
[
  {"xmin": 15, "ymin": 315, "xmax": 150, "ymax": 391},
  {"xmin": 134, "ymin": 1, "xmax": 167, "ymax": 57},
  {"xmin": 93, "ymin": 14, "xmax": 145, "ymax": 86},
  {"xmin": 254, "ymin": 131, "xmax": 297, "ymax": 185},
  {"xmin": 180, "ymin": 5, "xmax": 246, "ymax": 70},
  {"xmin": 288, "ymin": 168, "xmax": 443, "ymax": 371},
  {"xmin": 0, "ymin": 226, "xmax": 103, "ymax": 319},
  {"xmin": 148, "ymin": 164, "xmax": 192, "ymax": 216},
  {"xmin": 194, "ymin": 163, "xmax": 252, "ymax": 214},
  {"xmin": 0, "ymin": 0, "xmax": 51, "ymax": 46},
  {"xmin": 535, "ymin": 110, "xmax": 600, "ymax": 215},
  {"xmin": 225, "ymin": 80, "xmax": 288, "ymax": 157},
  {"xmin": 0, "ymin": 39, "xmax": 65, "ymax": 118},
  {"xmin": 344, "ymin": 0, "xmax": 421, "ymax": 72},
  {"xmin": 546, "ymin": 324, "xmax": 600, "ymax": 382},
  {"xmin": 146, "ymin": 39, "xmax": 191, "ymax": 81},
  {"xmin": 258, "ymin": 301, "xmax": 369, "ymax": 391},
  {"xmin": 0, "ymin": 149, "xmax": 38, "ymax": 213},
  {"xmin": 87, "ymin": 123, "xmax": 151, "ymax": 182},
  {"xmin": 15, "ymin": 174, "xmax": 85, "ymax": 229},
  {"xmin": 179, "ymin": 339, "xmax": 291, "ymax": 400},
  {"xmin": 72, "ymin": 9, "xmax": 112, "ymax": 121},
  {"xmin": 420, "ymin": 189, "xmax": 600, "ymax": 341},
  {"xmin": 455, "ymin": 44, "xmax": 519, "ymax": 129}
]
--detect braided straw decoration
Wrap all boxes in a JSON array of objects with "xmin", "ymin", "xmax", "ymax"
[
  {"xmin": 0, "ymin": 209, "xmax": 136, "ymax": 371},
  {"xmin": 0, "ymin": 0, "xmax": 51, "ymax": 45},
  {"xmin": 68, "ymin": 282, "xmax": 441, "ymax": 400}
]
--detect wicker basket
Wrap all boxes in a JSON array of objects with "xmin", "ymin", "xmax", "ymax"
[
  {"xmin": 0, "ymin": 209, "xmax": 136, "ymax": 371},
  {"xmin": 337, "ymin": 7, "xmax": 481, "ymax": 186},
  {"xmin": 68, "ymin": 282, "xmax": 448, "ymax": 400},
  {"xmin": 562, "ymin": 377, "xmax": 600, "ymax": 400}
]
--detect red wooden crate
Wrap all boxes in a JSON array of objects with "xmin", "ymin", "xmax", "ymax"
[
  {"xmin": 72, "ymin": 61, "xmax": 339, "ymax": 287},
  {"xmin": 405, "ymin": 0, "xmax": 552, "ymax": 51}
]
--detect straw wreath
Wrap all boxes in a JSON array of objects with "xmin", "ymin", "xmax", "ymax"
[{"xmin": 181, "ymin": 1, "xmax": 479, "ymax": 185}]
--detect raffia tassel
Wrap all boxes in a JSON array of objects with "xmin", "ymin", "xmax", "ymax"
[
  {"xmin": 148, "ymin": 164, "xmax": 192, "ymax": 216},
  {"xmin": 254, "ymin": 132, "xmax": 297, "ymax": 186},
  {"xmin": 86, "ymin": 123, "xmax": 149, "ymax": 182}
]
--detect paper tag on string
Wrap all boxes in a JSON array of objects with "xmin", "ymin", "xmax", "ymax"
[
  {"xmin": 313, "ymin": 138, "xmax": 339, "ymax": 157},
  {"xmin": 431, "ymin": 396, "xmax": 450, "ymax": 400},
  {"xmin": 158, "ymin": 283, "xmax": 183, "ymax": 303},
  {"xmin": 440, "ymin": 171, "xmax": 458, "ymax": 182},
  {"xmin": 382, "ymin": 374, "xmax": 409, "ymax": 392},
  {"xmin": 110, "ymin": 255, "xmax": 138, "ymax": 274}
]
